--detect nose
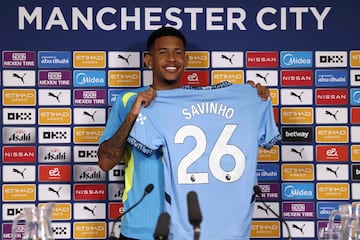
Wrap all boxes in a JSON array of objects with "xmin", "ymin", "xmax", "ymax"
[{"xmin": 166, "ymin": 51, "xmax": 176, "ymax": 61}]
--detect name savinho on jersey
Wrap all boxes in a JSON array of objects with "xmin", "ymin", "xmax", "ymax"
[{"xmin": 182, "ymin": 101, "xmax": 235, "ymax": 120}]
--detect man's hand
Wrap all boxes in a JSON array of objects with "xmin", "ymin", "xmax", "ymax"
[
  {"xmin": 247, "ymin": 80, "xmax": 270, "ymax": 101},
  {"xmin": 129, "ymin": 87, "xmax": 156, "ymax": 116}
]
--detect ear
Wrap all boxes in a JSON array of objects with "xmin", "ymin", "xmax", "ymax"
[{"xmin": 144, "ymin": 52, "xmax": 152, "ymax": 69}]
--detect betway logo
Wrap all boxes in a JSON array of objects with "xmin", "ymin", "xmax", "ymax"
[{"xmin": 281, "ymin": 127, "xmax": 313, "ymax": 143}]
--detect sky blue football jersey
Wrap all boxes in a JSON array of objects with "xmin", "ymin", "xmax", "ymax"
[
  {"xmin": 128, "ymin": 82, "xmax": 281, "ymax": 240},
  {"xmin": 99, "ymin": 86, "xmax": 164, "ymax": 240}
]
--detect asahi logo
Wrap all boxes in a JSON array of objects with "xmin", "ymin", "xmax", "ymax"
[
  {"xmin": 2, "ymin": 127, "xmax": 36, "ymax": 144},
  {"xmin": 74, "ymin": 165, "xmax": 106, "ymax": 181},
  {"xmin": 38, "ymin": 146, "xmax": 71, "ymax": 163}
]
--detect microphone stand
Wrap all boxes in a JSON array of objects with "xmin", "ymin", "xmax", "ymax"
[
  {"xmin": 109, "ymin": 183, "xmax": 154, "ymax": 240},
  {"xmin": 254, "ymin": 185, "xmax": 292, "ymax": 240}
]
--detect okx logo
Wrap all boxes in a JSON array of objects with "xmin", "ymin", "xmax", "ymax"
[{"xmin": 38, "ymin": 127, "xmax": 71, "ymax": 143}]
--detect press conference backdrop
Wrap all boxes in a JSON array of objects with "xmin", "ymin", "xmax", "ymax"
[{"xmin": 0, "ymin": 0, "xmax": 359, "ymax": 239}]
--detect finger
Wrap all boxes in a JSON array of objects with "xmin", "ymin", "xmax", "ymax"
[{"xmin": 246, "ymin": 80, "xmax": 256, "ymax": 87}]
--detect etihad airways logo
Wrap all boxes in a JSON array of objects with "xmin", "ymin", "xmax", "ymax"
[
  {"xmin": 281, "ymin": 164, "xmax": 314, "ymax": 181},
  {"xmin": 281, "ymin": 107, "xmax": 313, "ymax": 125},
  {"xmin": 350, "ymin": 50, "xmax": 360, "ymax": 67},
  {"xmin": 74, "ymin": 127, "xmax": 104, "ymax": 143},
  {"xmin": 352, "ymin": 145, "xmax": 360, "ymax": 162},
  {"xmin": 73, "ymin": 222, "xmax": 106, "ymax": 239},
  {"xmin": 316, "ymin": 126, "xmax": 348, "ymax": 143},
  {"xmin": 212, "ymin": 70, "xmax": 244, "ymax": 85},
  {"xmin": 108, "ymin": 70, "xmax": 141, "ymax": 87},
  {"xmin": 187, "ymin": 51, "xmax": 210, "ymax": 68},
  {"xmin": 317, "ymin": 183, "xmax": 349, "ymax": 200},
  {"xmin": 38, "ymin": 108, "xmax": 71, "ymax": 125},
  {"xmin": 3, "ymin": 89, "xmax": 36, "ymax": 106},
  {"xmin": 246, "ymin": 51, "xmax": 278, "ymax": 68},
  {"xmin": 251, "ymin": 221, "xmax": 280, "ymax": 238},
  {"xmin": 73, "ymin": 51, "xmax": 106, "ymax": 68},
  {"xmin": 3, "ymin": 184, "xmax": 36, "ymax": 201},
  {"xmin": 257, "ymin": 145, "xmax": 279, "ymax": 162}
]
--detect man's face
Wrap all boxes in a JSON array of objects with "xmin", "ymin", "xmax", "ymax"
[{"xmin": 146, "ymin": 36, "xmax": 188, "ymax": 88}]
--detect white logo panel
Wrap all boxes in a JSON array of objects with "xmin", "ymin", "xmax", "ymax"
[{"xmin": 38, "ymin": 89, "xmax": 71, "ymax": 106}]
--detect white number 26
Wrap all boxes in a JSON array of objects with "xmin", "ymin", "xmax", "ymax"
[{"xmin": 175, "ymin": 124, "xmax": 245, "ymax": 184}]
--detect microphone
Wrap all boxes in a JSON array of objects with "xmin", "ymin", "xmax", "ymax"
[
  {"xmin": 109, "ymin": 183, "xmax": 154, "ymax": 240},
  {"xmin": 154, "ymin": 212, "xmax": 171, "ymax": 240},
  {"xmin": 187, "ymin": 191, "xmax": 202, "ymax": 240},
  {"xmin": 253, "ymin": 185, "xmax": 292, "ymax": 240}
]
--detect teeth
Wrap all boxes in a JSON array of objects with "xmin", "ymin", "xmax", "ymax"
[{"xmin": 166, "ymin": 66, "xmax": 177, "ymax": 70}]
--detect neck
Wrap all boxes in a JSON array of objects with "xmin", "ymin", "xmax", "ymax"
[{"xmin": 152, "ymin": 80, "xmax": 180, "ymax": 90}]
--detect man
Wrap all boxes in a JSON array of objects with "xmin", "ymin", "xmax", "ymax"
[{"xmin": 98, "ymin": 26, "xmax": 270, "ymax": 240}]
